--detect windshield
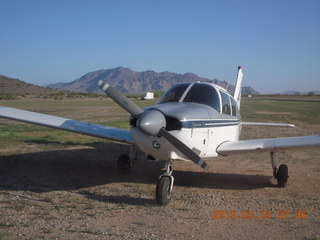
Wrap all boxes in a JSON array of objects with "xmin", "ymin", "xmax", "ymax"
[
  {"xmin": 183, "ymin": 83, "xmax": 221, "ymax": 112},
  {"xmin": 159, "ymin": 83, "xmax": 191, "ymax": 104}
]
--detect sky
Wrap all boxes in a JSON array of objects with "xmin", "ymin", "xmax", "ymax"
[{"xmin": 0, "ymin": 0, "xmax": 319, "ymax": 94}]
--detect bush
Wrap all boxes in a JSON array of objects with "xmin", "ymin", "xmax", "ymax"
[
  {"xmin": 154, "ymin": 91, "xmax": 164, "ymax": 98},
  {"xmin": 0, "ymin": 92, "xmax": 20, "ymax": 100}
]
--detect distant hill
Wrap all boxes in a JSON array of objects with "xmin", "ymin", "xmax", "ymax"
[
  {"xmin": 278, "ymin": 90, "xmax": 320, "ymax": 95},
  {"xmin": 0, "ymin": 75, "xmax": 104, "ymax": 100},
  {"xmin": 0, "ymin": 75, "xmax": 60, "ymax": 97},
  {"xmin": 47, "ymin": 67, "xmax": 260, "ymax": 95}
]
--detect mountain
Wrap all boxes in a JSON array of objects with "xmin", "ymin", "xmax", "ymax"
[
  {"xmin": 47, "ymin": 67, "xmax": 260, "ymax": 95},
  {"xmin": 0, "ymin": 75, "xmax": 60, "ymax": 96}
]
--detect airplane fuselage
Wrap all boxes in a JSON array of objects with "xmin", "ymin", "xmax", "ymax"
[{"xmin": 130, "ymin": 82, "xmax": 242, "ymax": 161}]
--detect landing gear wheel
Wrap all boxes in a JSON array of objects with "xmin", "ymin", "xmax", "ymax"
[
  {"xmin": 276, "ymin": 164, "xmax": 288, "ymax": 188},
  {"xmin": 156, "ymin": 177, "xmax": 172, "ymax": 206},
  {"xmin": 117, "ymin": 154, "xmax": 130, "ymax": 175}
]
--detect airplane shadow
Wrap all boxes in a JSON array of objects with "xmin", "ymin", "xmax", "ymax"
[
  {"xmin": 0, "ymin": 141, "xmax": 273, "ymax": 205},
  {"xmin": 79, "ymin": 190, "xmax": 156, "ymax": 206}
]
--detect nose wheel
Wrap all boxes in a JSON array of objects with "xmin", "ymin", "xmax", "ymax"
[{"xmin": 156, "ymin": 162, "xmax": 174, "ymax": 206}]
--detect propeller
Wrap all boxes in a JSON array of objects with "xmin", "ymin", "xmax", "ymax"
[
  {"xmin": 98, "ymin": 81, "xmax": 143, "ymax": 116},
  {"xmin": 98, "ymin": 81, "xmax": 209, "ymax": 170}
]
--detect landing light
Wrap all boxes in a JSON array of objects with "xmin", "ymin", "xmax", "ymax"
[{"xmin": 152, "ymin": 141, "xmax": 161, "ymax": 149}]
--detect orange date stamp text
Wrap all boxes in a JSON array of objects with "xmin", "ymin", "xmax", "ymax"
[{"xmin": 211, "ymin": 210, "xmax": 308, "ymax": 220}]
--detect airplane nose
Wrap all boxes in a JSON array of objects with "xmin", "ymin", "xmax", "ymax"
[{"xmin": 137, "ymin": 110, "xmax": 166, "ymax": 136}]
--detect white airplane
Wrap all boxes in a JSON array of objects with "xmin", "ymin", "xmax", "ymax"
[{"xmin": 0, "ymin": 67, "xmax": 319, "ymax": 205}]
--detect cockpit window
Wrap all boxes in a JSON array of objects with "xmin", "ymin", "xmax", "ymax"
[
  {"xmin": 159, "ymin": 83, "xmax": 190, "ymax": 104},
  {"xmin": 230, "ymin": 97, "xmax": 238, "ymax": 116},
  {"xmin": 220, "ymin": 91, "xmax": 231, "ymax": 115},
  {"xmin": 183, "ymin": 83, "xmax": 220, "ymax": 112}
]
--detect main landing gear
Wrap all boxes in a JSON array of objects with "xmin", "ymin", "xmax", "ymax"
[
  {"xmin": 156, "ymin": 162, "xmax": 174, "ymax": 206},
  {"xmin": 117, "ymin": 145, "xmax": 137, "ymax": 175},
  {"xmin": 270, "ymin": 152, "xmax": 289, "ymax": 187}
]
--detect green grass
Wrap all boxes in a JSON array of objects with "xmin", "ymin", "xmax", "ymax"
[
  {"xmin": 241, "ymin": 99, "xmax": 320, "ymax": 124},
  {"xmin": 0, "ymin": 232, "xmax": 9, "ymax": 240}
]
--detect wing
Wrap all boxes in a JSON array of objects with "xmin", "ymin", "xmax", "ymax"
[
  {"xmin": 242, "ymin": 122, "xmax": 295, "ymax": 127},
  {"xmin": 216, "ymin": 135, "xmax": 320, "ymax": 156},
  {"xmin": 0, "ymin": 106, "xmax": 134, "ymax": 144}
]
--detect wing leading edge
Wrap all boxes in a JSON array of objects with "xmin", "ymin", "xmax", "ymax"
[
  {"xmin": 0, "ymin": 106, "xmax": 134, "ymax": 144},
  {"xmin": 217, "ymin": 135, "xmax": 320, "ymax": 156}
]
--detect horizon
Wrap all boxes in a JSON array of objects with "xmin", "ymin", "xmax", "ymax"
[
  {"xmin": 45, "ymin": 66, "xmax": 320, "ymax": 95},
  {"xmin": 2, "ymin": 67, "xmax": 319, "ymax": 95},
  {"xmin": 0, "ymin": 0, "xmax": 319, "ymax": 94}
]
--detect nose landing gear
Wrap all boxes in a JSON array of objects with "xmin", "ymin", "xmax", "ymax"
[{"xmin": 156, "ymin": 162, "xmax": 174, "ymax": 206}]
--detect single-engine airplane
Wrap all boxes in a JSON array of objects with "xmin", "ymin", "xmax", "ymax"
[{"xmin": 0, "ymin": 67, "xmax": 319, "ymax": 205}]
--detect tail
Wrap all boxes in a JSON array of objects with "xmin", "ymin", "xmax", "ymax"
[{"xmin": 233, "ymin": 66, "xmax": 244, "ymax": 109}]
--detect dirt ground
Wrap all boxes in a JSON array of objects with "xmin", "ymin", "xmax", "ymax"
[{"xmin": 0, "ymin": 100, "xmax": 319, "ymax": 240}]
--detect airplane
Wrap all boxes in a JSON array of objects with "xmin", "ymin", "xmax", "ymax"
[{"xmin": 0, "ymin": 66, "xmax": 319, "ymax": 205}]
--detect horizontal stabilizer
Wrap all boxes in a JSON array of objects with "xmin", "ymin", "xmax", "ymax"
[
  {"xmin": 217, "ymin": 135, "xmax": 320, "ymax": 156},
  {"xmin": 0, "ymin": 106, "xmax": 133, "ymax": 144}
]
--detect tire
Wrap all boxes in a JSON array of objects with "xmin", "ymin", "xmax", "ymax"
[
  {"xmin": 277, "ymin": 164, "xmax": 288, "ymax": 188},
  {"xmin": 156, "ymin": 177, "xmax": 172, "ymax": 206},
  {"xmin": 117, "ymin": 154, "xmax": 130, "ymax": 175}
]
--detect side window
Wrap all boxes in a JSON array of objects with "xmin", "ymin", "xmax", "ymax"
[
  {"xmin": 183, "ymin": 83, "xmax": 220, "ymax": 112},
  {"xmin": 220, "ymin": 91, "xmax": 231, "ymax": 115},
  {"xmin": 230, "ymin": 97, "xmax": 238, "ymax": 116}
]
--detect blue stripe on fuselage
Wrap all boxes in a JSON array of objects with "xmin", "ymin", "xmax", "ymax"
[{"xmin": 181, "ymin": 119, "xmax": 241, "ymax": 128}]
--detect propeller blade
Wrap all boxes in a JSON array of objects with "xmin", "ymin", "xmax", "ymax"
[
  {"xmin": 98, "ymin": 81, "xmax": 144, "ymax": 117},
  {"xmin": 159, "ymin": 128, "xmax": 209, "ymax": 170}
]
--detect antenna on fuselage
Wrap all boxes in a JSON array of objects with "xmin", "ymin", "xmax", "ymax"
[{"xmin": 226, "ymin": 82, "xmax": 230, "ymax": 91}]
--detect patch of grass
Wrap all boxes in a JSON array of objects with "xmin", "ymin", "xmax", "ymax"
[
  {"xmin": 81, "ymin": 228, "xmax": 98, "ymax": 235},
  {"xmin": 241, "ymin": 99, "xmax": 320, "ymax": 125},
  {"xmin": 0, "ymin": 232, "xmax": 9, "ymax": 240},
  {"xmin": 100, "ymin": 121, "xmax": 129, "ymax": 130},
  {"xmin": 69, "ymin": 203, "xmax": 78, "ymax": 209},
  {"xmin": 43, "ymin": 228, "xmax": 53, "ymax": 234},
  {"xmin": 177, "ymin": 207, "xmax": 190, "ymax": 212},
  {"xmin": 0, "ymin": 92, "xmax": 20, "ymax": 100},
  {"xmin": 9, "ymin": 199, "xmax": 35, "ymax": 211},
  {"xmin": 132, "ymin": 221, "xmax": 146, "ymax": 227},
  {"xmin": 304, "ymin": 235, "xmax": 320, "ymax": 240},
  {"xmin": 41, "ymin": 196, "xmax": 54, "ymax": 203},
  {"xmin": 105, "ymin": 228, "xmax": 117, "ymax": 237},
  {"xmin": 85, "ymin": 212, "xmax": 97, "ymax": 218},
  {"xmin": 84, "ymin": 203, "xmax": 95, "ymax": 210},
  {"xmin": 0, "ymin": 222, "xmax": 15, "ymax": 228}
]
